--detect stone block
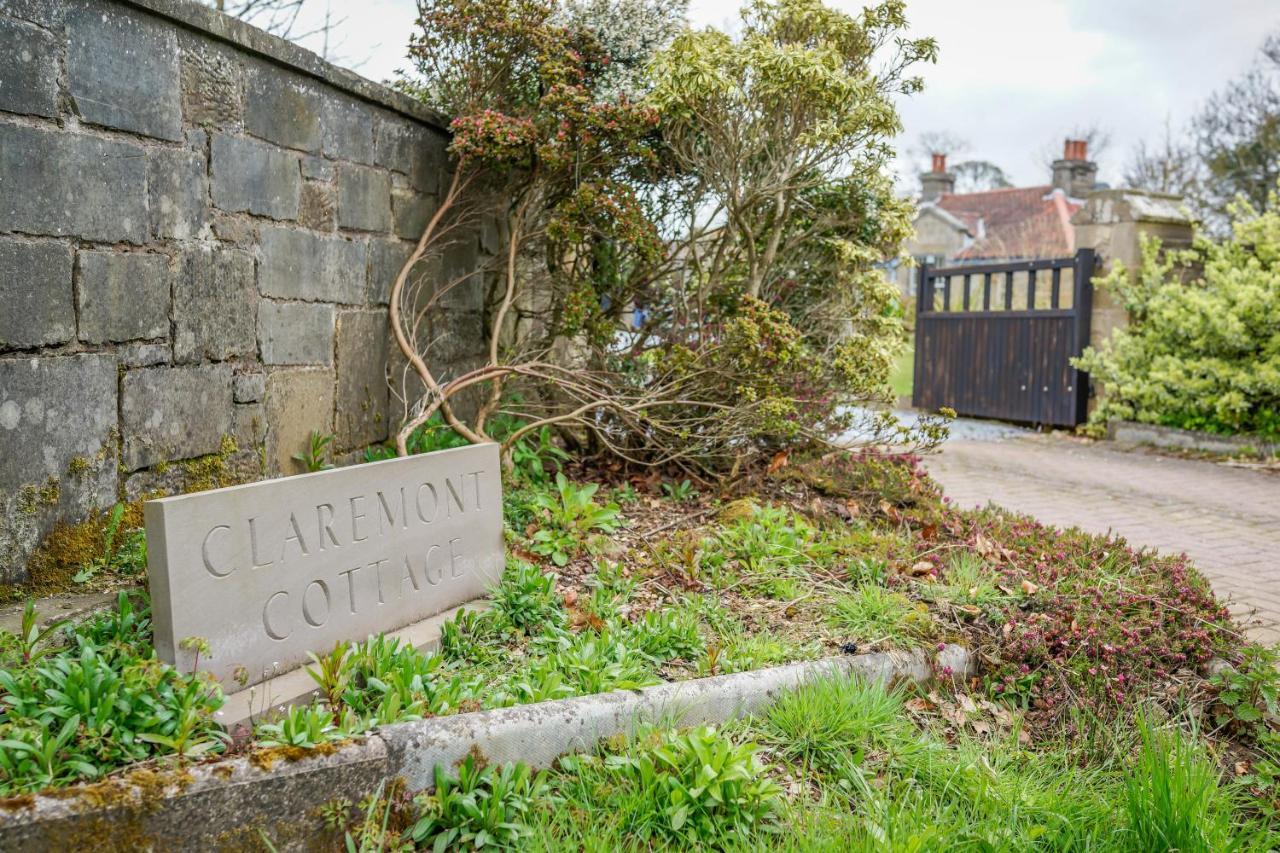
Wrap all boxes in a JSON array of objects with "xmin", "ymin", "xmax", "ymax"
[
  {"xmin": 392, "ymin": 192, "xmax": 435, "ymax": 241},
  {"xmin": 323, "ymin": 95, "xmax": 376, "ymax": 165},
  {"xmin": 0, "ymin": 353, "xmax": 118, "ymax": 581},
  {"xmin": 77, "ymin": 251, "xmax": 170, "ymax": 344},
  {"xmin": 0, "ymin": 124, "xmax": 147, "ymax": 243},
  {"xmin": 0, "ymin": 240, "xmax": 73, "ymax": 350},
  {"xmin": 66, "ymin": 0, "xmax": 182, "ymax": 140},
  {"xmin": 174, "ymin": 246, "xmax": 257, "ymax": 363},
  {"xmin": 231, "ymin": 400, "xmax": 266, "ymax": 448},
  {"xmin": 210, "ymin": 133, "xmax": 300, "ymax": 221},
  {"xmin": 335, "ymin": 309, "xmax": 390, "ymax": 450},
  {"xmin": 233, "ymin": 372, "xmax": 265, "ymax": 403},
  {"xmin": 244, "ymin": 63, "xmax": 323, "ymax": 153},
  {"xmin": 118, "ymin": 342, "xmax": 171, "ymax": 368},
  {"xmin": 121, "ymin": 364, "xmax": 234, "ymax": 470},
  {"xmin": 264, "ymin": 368, "xmax": 334, "ymax": 475},
  {"xmin": 143, "ymin": 444, "xmax": 502, "ymax": 691},
  {"xmin": 374, "ymin": 118, "xmax": 442, "ymax": 193},
  {"xmin": 258, "ymin": 224, "xmax": 366, "ymax": 304},
  {"xmin": 430, "ymin": 311, "xmax": 486, "ymax": 366},
  {"xmin": 258, "ymin": 300, "xmax": 335, "ymax": 366},
  {"xmin": 338, "ymin": 164, "xmax": 392, "ymax": 233},
  {"xmin": 0, "ymin": 17, "xmax": 59, "ymax": 118},
  {"xmin": 179, "ymin": 36, "xmax": 243, "ymax": 128},
  {"xmin": 441, "ymin": 236, "xmax": 484, "ymax": 312},
  {"xmin": 367, "ymin": 238, "xmax": 414, "ymax": 306},
  {"xmin": 302, "ymin": 156, "xmax": 334, "ymax": 181},
  {"xmin": 298, "ymin": 181, "xmax": 336, "ymax": 231},
  {"xmin": 148, "ymin": 147, "xmax": 209, "ymax": 240},
  {"xmin": 0, "ymin": 0, "xmax": 63, "ymax": 28}
]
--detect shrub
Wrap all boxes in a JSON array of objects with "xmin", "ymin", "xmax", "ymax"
[{"xmin": 1075, "ymin": 202, "xmax": 1280, "ymax": 437}]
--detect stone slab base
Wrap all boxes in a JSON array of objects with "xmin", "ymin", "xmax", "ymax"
[{"xmin": 1111, "ymin": 420, "xmax": 1277, "ymax": 458}]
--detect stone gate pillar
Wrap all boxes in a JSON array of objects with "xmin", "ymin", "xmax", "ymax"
[{"xmin": 1070, "ymin": 189, "xmax": 1195, "ymax": 352}]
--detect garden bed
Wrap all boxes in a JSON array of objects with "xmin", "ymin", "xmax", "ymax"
[{"xmin": 1, "ymin": 450, "xmax": 1277, "ymax": 847}]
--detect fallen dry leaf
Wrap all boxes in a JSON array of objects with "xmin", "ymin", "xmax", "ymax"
[
  {"xmin": 767, "ymin": 451, "xmax": 790, "ymax": 474},
  {"xmin": 907, "ymin": 560, "xmax": 935, "ymax": 577},
  {"xmin": 1021, "ymin": 579, "xmax": 1039, "ymax": 595}
]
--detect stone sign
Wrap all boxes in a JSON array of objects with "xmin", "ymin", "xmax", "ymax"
[{"xmin": 144, "ymin": 444, "xmax": 503, "ymax": 688}]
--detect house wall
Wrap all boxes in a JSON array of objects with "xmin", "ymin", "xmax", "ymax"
[
  {"xmin": 0, "ymin": 0, "xmax": 488, "ymax": 583},
  {"xmin": 897, "ymin": 209, "xmax": 968, "ymax": 298}
]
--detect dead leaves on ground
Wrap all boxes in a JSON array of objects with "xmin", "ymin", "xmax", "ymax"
[{"xmin": 906, "ymin": 689, "xmax": 1032, "ymax": 746}]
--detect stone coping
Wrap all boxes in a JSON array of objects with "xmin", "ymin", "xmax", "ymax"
[
  {"xmin": 1110, "ymin": 420, "xmax": 1278, "ymax": 458},
  {"xmin": 0, "ymin": 645, "xmax": 970, "ymax": 851},
  {"xmin": 117, "ymin": 0, "xmax": 450, "ymax": 132}
]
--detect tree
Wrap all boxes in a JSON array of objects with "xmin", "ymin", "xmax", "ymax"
[
  {"xmin": 1124, "ymin": 118, "xmax": 1202, "ymax": 200},
  {"xmin": 952, "ymin": 160, "xmax": 1012, "ymax": 193},
  {"xmin": 1191, "ymin": 32, "xmax": 1280, "ymax": 228},
  {"xmin": 389, "ymin": 0, "xmax": 943, "ymax": 473}
]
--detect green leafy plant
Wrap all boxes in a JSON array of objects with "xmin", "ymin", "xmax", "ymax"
[
  {"xmin": 528, "ymin": 474, "xmax": 621, "ymax": 566},
  {"xmin": 611, "ymin": 482, "xmax": 640, "ymax": 505},
  {"xmin": 294, "ymin": 430, "xmax": 336, "ymax": 472},
  {"xmin": 492, "ymin": 560, "xmax": 564, "ymax": 633},
  {"xmin": 661, "ymin": 479, "xmax": 696, "ymax": 502},
  {"xmin": 72, "ymin": 502, "xmax": 147, "ymax": 584},
  {"xmin": 407, "ymin": 756, "xmax": 547, "ymax": 850},
  {"xmin": 13, "ymin": 601, "xmax": 67, "ymax": 665},
  {"xmin": 562, "ymin": 725, "xmax": 782, "ymax": 845},
  {"xmin": 255, "ymin": 704, "xmax": 346, "ymax": 749},
  {"xmin": 1210, "ymin": 645, "xmax": 1280, "ymax": 729}
]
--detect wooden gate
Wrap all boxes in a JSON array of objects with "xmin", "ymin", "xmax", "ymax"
[{"xmin": 911, "ymin": 249, "xmax": 1096, "ymax": 427}]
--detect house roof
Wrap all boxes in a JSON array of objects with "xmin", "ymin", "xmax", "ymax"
[{"xmin": 932, "ymin": 185, "xmax": 1080, "ymax": 261}]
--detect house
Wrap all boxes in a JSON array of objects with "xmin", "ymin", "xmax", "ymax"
[{"xmin": 894, "ymin": 140, "xmax": 1101, "ymax": 297}]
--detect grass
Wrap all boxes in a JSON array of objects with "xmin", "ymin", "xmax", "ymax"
[
  {"xmin": 825, "ymin": 585, "xmax": 935, "ymax": 645},
  {"xmin": 331, "ymin": 674, "xmax": 1279, "ymax": 851},
  {"xmin": 889, "ymin": 339, "xmax": 914, "ymax": 399}
]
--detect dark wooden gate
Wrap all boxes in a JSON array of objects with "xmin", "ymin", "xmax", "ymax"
[{"xmin": 911, "ymin": 249, "xmax": 1095, "ymax": 427}]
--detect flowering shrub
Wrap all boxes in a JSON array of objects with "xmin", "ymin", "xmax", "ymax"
[{"xmin": 1075, "ymin": 200, "xmax": 1280, "ymax": 437}]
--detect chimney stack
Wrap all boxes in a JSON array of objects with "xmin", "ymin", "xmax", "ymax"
[
  {"xmin": 1052, "ymin": 138, "xmax": 1098, "ymax": 198},
  {"xmin": 920, "ymin": 152, "xmax": 955, "ymax": 202}
]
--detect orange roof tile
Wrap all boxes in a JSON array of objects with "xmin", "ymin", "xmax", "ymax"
[{"xmin": 934, "ymin": 185, "xmax": 1080, "ymax": 261}]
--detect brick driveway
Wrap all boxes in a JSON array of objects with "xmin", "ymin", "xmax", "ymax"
[{"xmin": 923, "ymin": 431, "xmax": 1280, "ymax": 644}]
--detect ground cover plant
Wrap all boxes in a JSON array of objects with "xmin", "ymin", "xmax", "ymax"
[{"xmin": 3, "ymin": 450, "xmax": 1277, "ymax": 846}]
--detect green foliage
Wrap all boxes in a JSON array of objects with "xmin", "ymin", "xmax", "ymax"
[
  {"xmin": 492, "ymin": 560, "xmax": 565, "ymax": 633},
  {"xmin": 1123, "ymin": 715, "xmax": 1252, "ymax": 852},
  {"xmin": 294, "ymin": 430, "xmax": 336, "ymax": 472},
  {"xmin": 72, "ymin": 502, "xmax": 147, "ymax": 584},
  {"xmin": 660, "ymin": 479, "xmax": 696, "ymax": 502},
  {"xmin": 408, "ymin": 757, "xmax": 547, "ymax": 850},
  {"xmin": 1075, "ymin": 206, "xmax": 1280, "ymax": 438},
  {"xmin": 826, "ymin": 585, "xmax": 934, "ymax": 645},
  {"xmin": 364, "ymin": 414, "xmax": 469, "ymax": 462},
  {"xmin": 556, "ymin": 726, "xmax": 782, "ymax": 845},
  {"xmin": 761, "ymin": 673, "xmax": 902, "ymax": 770},
  {"xmin": 0, "ymin": 593, "xmax": 227, "ymax": 794},
  {"xmin": 255, "ymin": 705, "xmax": 347, "ymax": 749},
  {"xmin": 11, "ymin": 601, "xmax": 66, "ymax": 665},
  {"xmin": 1210, "ymin": 645, "xmax": 1280, "ymax": 729},
  {"xmin": 528, "ymin": 474, "xmax": 621, "ymax": 566}
]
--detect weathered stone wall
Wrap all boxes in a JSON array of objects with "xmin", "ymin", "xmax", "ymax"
[{"xmin": 0, "ymin": 0, "xmax": 484, "ymax": 582}]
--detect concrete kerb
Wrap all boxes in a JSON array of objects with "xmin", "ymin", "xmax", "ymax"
[
  {"xmin": 0, "ymin": 645, "xmax": 971, "ymax": 851},
  {"xmin": 1110, "ymin": 420, "xmax": 1278, "ymax": 459}
]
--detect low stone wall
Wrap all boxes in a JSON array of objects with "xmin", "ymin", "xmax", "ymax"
[
  {"xmin": 1111, "ymin": 421, "xmax": 1278, "ymax": 458},
  {"xmin": 0, "ymin": 0, "xmax": 487, "ymax": 583}
]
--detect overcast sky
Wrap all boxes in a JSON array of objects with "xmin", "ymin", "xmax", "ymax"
[{"xmin": 291, "ymin": 0, "xmax": 1279, "ymax": 188}]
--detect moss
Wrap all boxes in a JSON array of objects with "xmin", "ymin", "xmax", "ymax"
[
  {"xmin": 68, "ymin": 456, "xmax": 92, "ymax": 476},
  {"xmin": 15, "ymin": 496, "xmax": 148, "ymax": 599},
  {"xmin": 16, "ymin": 484, "xmax": 40, "ymax": 515},
  {"xmin": 179, "ymin": 434, "xmax": 244, "ymax": 494},
  {"xmin": 248, "ymin": 741, "xmax": 341, "ymax": 773}
]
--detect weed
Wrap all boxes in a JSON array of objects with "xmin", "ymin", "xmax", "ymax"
[
  {"xmin": 827, "ymin": 585, "xmax": 934, "ymax": 645},
  {"xmin": 762, "ymin": 673, "xmax": 904, "ymax": 770},
  {"xmin": 492, "ymin": 560, "xmax": 564, "ymax": 633},
  {"xmin": 294, "ymin": 431, "xmax": 336, "ymax": 472},
  {"xmin": 255, "ymin": 704, "xmax": 346, "ymax": 748},
  {"xmin": 71, "ymin": 502, "xmax": 146, "ymax": 584},
  {"xmin": 408, "ymin": 756, "xmax": 546, "ymax": 850},
  {"xmin": 528, "ymin": 474, "xmax": 621, "ymax": 567},
  {"xmin": 661, "ymin": 479, "xmax": 696, "ymax": 502},
  {"xmin": 12, "ymin": 601, "xmax": 66, "ymax": 665}
]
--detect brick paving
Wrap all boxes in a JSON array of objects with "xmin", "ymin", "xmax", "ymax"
[{"xmin": 924, "ymin": 433, "xmax": 1280, "ymax": 644}]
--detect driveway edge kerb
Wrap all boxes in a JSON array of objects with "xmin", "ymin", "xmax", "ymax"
[{"xmin": 0, "ymin": 644, "xmax": 971, "ymax": 851}]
